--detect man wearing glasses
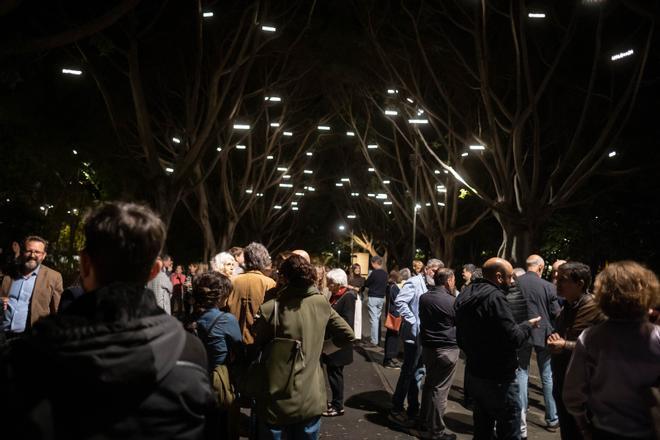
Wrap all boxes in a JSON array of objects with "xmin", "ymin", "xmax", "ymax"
[{"xmin": 1, "ymin": 236, "xmax": 63, "ymax": 339}]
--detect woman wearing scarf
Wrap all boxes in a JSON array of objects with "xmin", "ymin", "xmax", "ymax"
[{"xmin": 321, "ymin": 268, "xmax": 358, "ymax": 417}]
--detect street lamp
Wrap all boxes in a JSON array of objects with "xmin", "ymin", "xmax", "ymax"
[{"xmin": 412, "ymin": 203, "xmax": 421, "ymax": 260}]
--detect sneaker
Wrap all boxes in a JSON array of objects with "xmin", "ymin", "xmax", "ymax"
[
  {"xmin": 546, "ymin": 422, "xmax": 560, "ymax": 433},
  {"xmin": 383, "ymin": 360, "xmax": 401, "ymax": 369},
  {"xmin": 322, "ymin": 406, "xmax": 344, "ymax": 417},
  {"xmin": 388, "ymin": 411, "xmax": 416, "ymax": 428}
]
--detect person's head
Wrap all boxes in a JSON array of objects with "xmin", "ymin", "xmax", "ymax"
[
  {"xmin": 412, "ymin": 259, "xmax": 424, "ymax": 274},
  {"xmin": 594, "ymin": 261, "xmax": 659, "ymax": 320},
  {"xmin": 326, "ymin": 268, "xmax": 348, "ymax": 294},
  {"xmin": 174, "ymin": 265, "xmax": 183, "ymax": 275},
  {"xmin": 193, "ymin": 271, "xmax": 233, "ymax": 311},
  {"xmin": 525, "ymin": 254, "xmax": 545, "ymax": 276},
  {"xmin": 434, "ymin": 268, "xmax": 455, "ymax": 292},
  {"xmin": 188, "ymin": 262, "xmax": 198, "ymax": 274},
  {"xmin": 80, "ymin": 202, "xmax": 166, "ymax": 292},
  {"xmin": 291, "ymin": 249, "xmax": 310, "ymax": 263},
  {"xmin": 22, "ymin": 236, "xmax": 48, "ymax": 273},
  {"xmin": 213, "ymin": 252, "xmax": 236, "ymax": 277},
  {"xmin": 279, "ymin": 254, "xmax": 317, "ymax": 288},
  {"xmin": 513, "ymin": 267, "xmax": 526, "ymax": 278},
  {"xmin": 424, "ymin": 258, "xmax": 445, "ymax": 285},
  {"xmin": 483, "ymin": 257, "xmax": 514, "ymax": 289},
  {"xmin": 11, "ymin": 241, "xmax": 20, "ymax": 254},
  {"xmin": 462, "ymin": 264, "xmax": 476, "ymax": 282},
  {"xmin": 472, "ymin": 268, "xmax": 483, "ymax": 279},
  {"xmin": 556, "ymin": 261, "xmax": 591, "ymax": 302},
  {"xmin": 162, "ymin": 254, "xmax": 173, "ymax": 270},
  {"xmin": 371, "ymin": 255, "xmax": 383, "ymax": 269},
  {"xmin": 243, "ymin": 242, "xmax": 271, "ymax": 271},
  {"xmin": 551, "ymin": 259, "xmax": 567, "ymax": 284},
  {"xmin": 399, "ymin": 267, "xmax": 412, "ymax": 281},
  {"xmin": 229, "ymin": 247, "xmax": 244, "ymax": 265},
  {"xmin": 351, "ymin": 263, "xmax": 361, "ymax": 276},
  {"xmin": 388, "ymin": 270, "xmax": 402, "ymax": 284}
]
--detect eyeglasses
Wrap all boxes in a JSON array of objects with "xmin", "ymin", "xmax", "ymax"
[{"xmin": 24, "ymin": 250, "xmax": 45, "ymax": 256}]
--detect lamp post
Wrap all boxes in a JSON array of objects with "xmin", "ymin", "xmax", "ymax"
[{"xmin": 412, "ymin": 203, "xmax": 421, "ymax": 260}]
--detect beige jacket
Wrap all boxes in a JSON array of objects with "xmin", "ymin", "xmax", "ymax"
[
  {"xmin": 226, "ymin": 270, "xmax": 276, "ymax": 344},
  {"xmin": 1, "ymin": 264, "xmax": 63, "ymax": 330}
]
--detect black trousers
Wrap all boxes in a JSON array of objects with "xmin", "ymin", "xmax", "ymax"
[
  {"xmin": 383, "ymin": 328, "xmax": 399, "ymax": 362},
  {"xmin": 326, "ymin": 364, "xmax": 345, "ymax": 410}
]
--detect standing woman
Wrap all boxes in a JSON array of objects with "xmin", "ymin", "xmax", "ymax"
[
  {"xmin": 383, "ymin": 269, "xmax": 406, "ymax": 368},
  {"xmin": 563, "ymin": 261, "xmax": 660, "ymax": 440},
  {"xmin": 322, "ymin": 269, "xmax": 358, "ymax": 417},
  {"xmin": 251, "ymin": 255, "xmax": 354, "ymax": 439},
  {"xmin": 193, "ymin": 271, "xmax": 243, "ymax": 439},
  {"xmin": 213, "ymin": 252, "xmax": 237, "ymax": 279},
  {"xmin": 348, "ymin": 263, "xmax": 365, "ymax": 292}
]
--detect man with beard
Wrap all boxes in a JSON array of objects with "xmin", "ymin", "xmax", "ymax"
[
  {"xmin": 455, "ymin": 257, "xmax": 541, "ymax": 440},
  {"xmin": 3, "ymin": 202, "xmax": 214, "ymax": 440},
  {"xmin": 1, "ymin": 236, "xmax": 63, "ymax": 338}
]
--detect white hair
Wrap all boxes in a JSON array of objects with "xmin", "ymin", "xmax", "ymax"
[
  {"xmin": 213, "ymin": 252, "xmax": 236, "ymax": 269},
  {"xmin": 326, "ymin": 268, "xmax": 348, "ymax": 286},
  {"xmin": 526, "ymin": 255, "xmax": 544, "ymax": 268}
]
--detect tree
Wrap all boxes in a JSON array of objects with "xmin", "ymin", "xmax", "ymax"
[
  {"xmin": 362, "ymin": 0, "xmax": 655, "ymax": 263},
  {"xmin": 334, "ymin": 89, "xmax": 489, "ymax": 266},
  {"xmin": 75, "ymin": 0, "xmax": 317, "ymax": 230}
]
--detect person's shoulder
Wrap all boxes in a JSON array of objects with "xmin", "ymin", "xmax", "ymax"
[{"xmin": 40, "ymin": 264, "xmax": 62, "ymax": 278}]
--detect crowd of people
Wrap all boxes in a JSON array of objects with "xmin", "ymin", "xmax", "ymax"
[{"xmin": 0, "ymin": 200, "xmax": 658, "ymax": 440}]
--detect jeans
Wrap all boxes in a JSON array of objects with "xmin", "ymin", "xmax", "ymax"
[
  {"xmin": 420, "ymin": 346, "xmax": 459, "ymax": 437},
  {"xmin": 517, "ymin": 345, "xmax": 558, "ymax": 435},
  {"xmin": 259, "ymin": 416, "xmax": 321, "ymax": 440},
  {"xmin": 391, "ymin": 341, "xmax": 424, "ymax": 415},
  {"xmin": 367, "ymin": 296, "xmax": 385, "ymax": 345},
  {"xmin": 468, "ymin": 373, "xmax": 521, "ymax": 440}
]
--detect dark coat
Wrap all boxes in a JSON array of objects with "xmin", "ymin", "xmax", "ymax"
[
  {"xmin": 455, "ymin": 279, "xmax": 533, "ymax": 381},
  {"xmin": 4, "ymin": 282, "xmax": 214, "ymax": 440},
  {"xmin": 516, "ymin": 272, "xmax": 560, "ymax": 348},
  {"xmin": 323, "ymin": 289, "xmax": 357, "ymax": 366},
  {"xmin": 505, "ymin": 282, "xmax": 529, "ymax": 324}
]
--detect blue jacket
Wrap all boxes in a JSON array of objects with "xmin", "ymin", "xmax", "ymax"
[
  {"xmin": 197, "ymin": 309, "xmax": 242, "ymax": 368},
  {"xmin": 394, "ymin": 274, "xmax": 427, "ymax": 344}
]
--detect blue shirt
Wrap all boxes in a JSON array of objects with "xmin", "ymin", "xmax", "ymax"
[
  {"xmin": 197, "ymin": 309, "xmax": 242, "ymax": 368},
  {"xmin": 2, "ymin": 265, "xmax": 41, "ymax": 333}
]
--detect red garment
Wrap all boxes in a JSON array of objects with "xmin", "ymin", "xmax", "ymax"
[
  {"xmin": 171, "ymin": 273, "xmax": 186, "ymax": 286},
  {"xmin": 329, "ymin": 287, "xmax": 347, "ymax": 305}
]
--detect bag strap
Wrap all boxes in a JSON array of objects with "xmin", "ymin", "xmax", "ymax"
[
  {"xmin": 273, "ymin": 300, "xmax": 279, "ymax": 337},
  {"xmin": 199, "ymin": 310, "xmax": 224, "ymax": 342}
]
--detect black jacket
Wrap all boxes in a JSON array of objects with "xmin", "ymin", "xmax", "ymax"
[
  {"xmin": 419, "ymin": 286, "xmax": 457, "ymax": 348},
  {"xmin": 322, "ymin": 289, "xmax": 357, "ymax": 366},
  {"xmin": 516, "ymin": 272, "xmax": 560, "ymax": 348},
  {"xmin": 455, "ymin": 279, "xmax": 533, "ymax": 381},
  {"xmin": 5, "ymin": 282, "xmax": 214, "ymax": 440},
  {"xmin": 505, "ymin": 282, "xmax": 529, "ymax": 324}
]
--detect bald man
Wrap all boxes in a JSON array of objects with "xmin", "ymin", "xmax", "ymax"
[
  {"xmin": 515, "ymin": 255, "xmax": 560, "ymax": 434},
  {"xmin": 291, "ymin": 249, "xmax": 310, "ymax": 263},
  {"xmin": 455, "ymin": 257, "xmax": 541, "ymax": 440}
]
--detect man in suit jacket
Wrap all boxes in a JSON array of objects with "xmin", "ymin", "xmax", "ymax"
[
  {"xmin": 1, "ymin": 236, "xmax": 63, "ymax": 337},
  {"xmin": 515, "ymin": 254, "xmax": 561, "ymax": 435}
]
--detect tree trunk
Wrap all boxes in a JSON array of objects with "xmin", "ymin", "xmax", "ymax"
[
  {"xmin": 217, "ymin": 220, "xmax": 238, "ymax": 251},
  {"xmin": 493, "ymin": 211, "xmax": 540, "ymax": 266}
]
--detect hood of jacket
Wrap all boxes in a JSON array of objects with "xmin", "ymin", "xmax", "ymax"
[
  {"xmin": 455, "ymin": 278, "xmax": 502, "ymax": 311},
  {"xmin": 25, "ymin": 283, "xmax": 186, "ymax": 390}
]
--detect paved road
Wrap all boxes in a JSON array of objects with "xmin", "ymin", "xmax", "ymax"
[{"xmin": 318, "ymin": 301, "xmax": 561, "ymax": 439}]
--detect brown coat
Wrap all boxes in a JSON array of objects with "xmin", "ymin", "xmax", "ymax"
[
  {"xmin": 226, "ymin": 270, "xmax": 276, "ymax": 344},
  {"xmin": 1, "ymin": 264, "xmax": 63, "ymax": 330}
]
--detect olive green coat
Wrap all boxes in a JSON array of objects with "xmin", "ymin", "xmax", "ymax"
[{"xmin": 251, "ymin": 285, "xmax": 355, "ymax": 425}]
